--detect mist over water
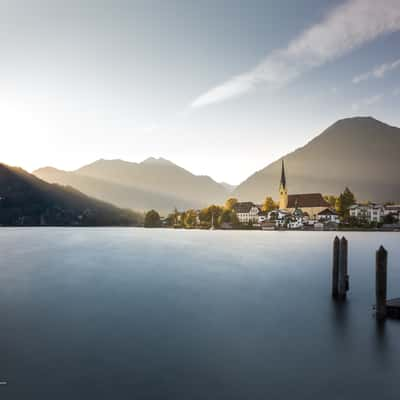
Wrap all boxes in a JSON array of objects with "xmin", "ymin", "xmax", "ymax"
[{"xmin": 1, "ymin": 228, "xmax": 400, "ymax": 399}]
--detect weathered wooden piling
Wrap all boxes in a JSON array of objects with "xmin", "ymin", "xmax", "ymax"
[
  {"xmin": 343, "ymin": 237, "xmax": 349, "ymax": 292},
  {"xmin": 375, "ymin": 246, "xmax": 387, "ymax": 320},
  {"xmin": 332, "ymin": 236, "xmax": 349, "ymax": 300},
  {"xmin": 337, "ymin": 236, "xmax": 348, "ymax": 300},
  {"xmin": 332, "ymin": 236, "xmax": 340, "ymax": 298}
]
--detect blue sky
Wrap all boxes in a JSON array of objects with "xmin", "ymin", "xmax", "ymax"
[{"xmin": 1, "ymin": 0, "xmax": 399, "ymax": 183}]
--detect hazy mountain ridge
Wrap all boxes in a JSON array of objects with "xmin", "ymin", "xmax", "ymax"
[
  {"xmin": 234, "ymin": 117, "xmax": 400, "ymax": 203},
  {"xmin": 35, "ymin": 158, "xmax": 229, "ymax": 214},
  {"xmin": 76, "ymin": 158, "xmax": 226, "ymax": 200},
  {"xmin": 219, "ymin": 182, "xmax": 237, "ymax": 193},
  {"xmin": 34, "ymin": 117, "xmax": 400, "ymax": 210},
  {"xmin": 34, "ymin": 166, "xmax": 197, "ymax": 213},
  {"xmin": 0, "ymin": 163, "xmax": 142, "ymax": 226}
]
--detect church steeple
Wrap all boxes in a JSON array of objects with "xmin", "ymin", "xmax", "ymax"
[
  {"xmin": 279, "ymin": 159, "xmax": 288, "ymax": 209},
  {"xmin": 280, "ymin": 159, "xmax": 286, "ymax": 190}
]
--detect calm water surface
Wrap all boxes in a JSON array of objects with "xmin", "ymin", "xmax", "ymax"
[{"xmin": 0, "ymin": 228, "xmax": 400, "ymax": 399}]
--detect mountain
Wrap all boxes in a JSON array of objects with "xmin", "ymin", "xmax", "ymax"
[
  {"xmin": 234, "ymin": 117, "xmax": 400, "ymax": 203},
  {"xmin": 34, "ymin": 158, "xmax": 229, "ymax": 214},
  {"xmin": 219, "ymin": 182, "xmax": 237, "ymax": 193},
  {"xmin": 0, "ymin": 163, "xmax": 142, "ymax": 226},
  {"xmin": 34, "ymin": 166, "xmax": 195, "ymax": 214}
]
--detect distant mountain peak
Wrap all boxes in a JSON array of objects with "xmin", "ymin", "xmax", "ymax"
[
  {"xmin": 330, "ymin": 116, "xmax": 392, "ymax": 130},
  {"xmin": 234, "ymin": 116, "xmax": 400, "ymax": 203},
  {"xmin": 141, "ymin": 157, "xmax": 174, "ymax": 166},
  {"xmin": 35, "ymin": 156, "xmax": 229, "ymax": 213}
]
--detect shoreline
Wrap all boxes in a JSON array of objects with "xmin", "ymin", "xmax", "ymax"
[{"xmin": 1, "ymin": 226, "xmax": 399, "ymax": 232}]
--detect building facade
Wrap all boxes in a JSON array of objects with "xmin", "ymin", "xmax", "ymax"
[
  {"xmin": 278, "ymin": 160, "xmax": 330, "ymax": 219},
  {"xmin": 349, "ymin": 204, "xmax": 385, "ymax": 223},
  {"xmin": 233, "ymin": 202, "xmax": 260, "ymax": 224}
]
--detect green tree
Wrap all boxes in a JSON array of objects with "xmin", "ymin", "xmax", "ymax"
[
  {"xmin": 179, "ymin": 211, "xmax": 186, "ymax": 227},
  {"xmin": 342, "ymin": 187, "xmax": 356, "ymax": 208},
  {"xmin": 218, "ymin": 209, "xmax": 239, "ymax": 225},
  {"xmin": 199, "ymin": 205, "xmax": 223, "ymax": 226},
  {"xmin": 173, "ymin": 207, "xmax": 179, "ymax": 225},
  {"xmin": 324, "ymin": 195, "xmax": 337, "ymax": 208},
  {"xmin": 164, "ymin": 213, "xmax": 175, "ymax": 227},
  {"xmin": 184, "ymin": 209, "xmax": 197, "ymax": 227},
  {"xmin": 219, "ymin": 209, "xmax": 231, "ymax": 224},
  {"xmin": 336, "ymin": 187, "xmax": 356, "ymax": 220},
  {"xmin": 383, "ymin": 213, "xmax": 396, "ymax": 225},
  {"xmin": 262, "ymin": 196, "xmax": 276, "ymax": 212},
  {"xmin": 231, "ymin": 210, "xmax": 239, "ymax": 225},
  {"xmin": 335, "ymin": 196, "xmax": 343, "ymax": 215},
  {"xmin": 144, "ymin": 209, "xmax": 161, "ymax": 227},
  {"xmin": 224, "ymin": 198, "xmax": 238, "ymax": 210}
]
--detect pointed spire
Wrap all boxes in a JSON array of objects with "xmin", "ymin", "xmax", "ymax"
[{"xmin": 280, "ymin": 159, "xmax": 286, "ymax": 189}]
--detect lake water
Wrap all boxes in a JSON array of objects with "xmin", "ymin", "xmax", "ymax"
[{"xmin": 1, "ymin": 228, "xmax": 400, "ymax": 399}]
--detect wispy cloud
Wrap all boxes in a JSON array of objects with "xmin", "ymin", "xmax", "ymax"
[
  {"xmin": 351, "ymin": 94, "xmax": 383, "ymax": 111},
  {"xmin": 353, "ymin": 58, "xmax": 400, "ymax": 83},
  {"xmin": 191, "ymin": 0, "xmax": 400, "ymax": 108}
]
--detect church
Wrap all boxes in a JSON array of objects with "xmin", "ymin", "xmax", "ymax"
[{"xmin": 278, "ymin": 160, "xmax": 330, "ymax": 219}]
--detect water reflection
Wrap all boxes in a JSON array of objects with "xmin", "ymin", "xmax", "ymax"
[
  {"xmin": 375, "ymin": 319, "xmax": 386, "ymax": 342},
  {"xmin": 372, "ymin": 318, "xmax": 391, "ymax": 369},
  {"xmin": 331, "ymin": 299, "xmax": 349, "ymax": 337}
]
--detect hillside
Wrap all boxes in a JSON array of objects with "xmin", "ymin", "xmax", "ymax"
[
  {"xmin": 0, "ymin": 163, "xmax": 142, "ymax": 226},
  {"xmin": 35, "ymin": 158, "xmax": 229, "ymax": 214},
  {"xmin": 234, "ymin": 117, "xmax": 400, "ymax": 203}
]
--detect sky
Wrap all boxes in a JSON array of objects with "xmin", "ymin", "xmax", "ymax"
[{"xmin": 1, "ymin": 0, "xmax": 400, "ymax": 184}]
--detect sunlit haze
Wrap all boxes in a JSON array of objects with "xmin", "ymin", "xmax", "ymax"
[{"xmin": 1, "ymin": 0, "xmax": 400, "ymax": 184}]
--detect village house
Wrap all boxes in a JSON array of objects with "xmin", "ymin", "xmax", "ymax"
[
  {"xmin": 268, "ymin": 209, "xmax": 289, "ymax": 221},
  {"xmin": 317, "ymin": 208, "xmax": 340, "ymax": 224},
  {"xmin": 287, "ymin": 217, "xmax": 303, "ymax": 230},
  {"xmin": 233, "ymin": 202, "xmax": 260, "ymax": 224},
  {"xmin": 257, "ymin": 211, "xmax": 268, "ymax": 224},
  {"xmin": 349, "ymin": 203, "xmax": 385, "ymax": 223},
  {"xmin": 383, "ymin": 205, "xmax": 400, "ymax": 221}
]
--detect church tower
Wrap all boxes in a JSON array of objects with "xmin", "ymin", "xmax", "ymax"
[{"xmin": 279, "ymin": 159, "xmax": 288, "ymax": 209}]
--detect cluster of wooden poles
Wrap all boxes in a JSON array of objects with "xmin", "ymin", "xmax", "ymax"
[{"xmin": 331, "ymin": 236, "xmax": 400, "ymax": 320}]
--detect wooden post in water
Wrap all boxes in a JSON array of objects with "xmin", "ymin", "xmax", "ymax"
[
  {"xmin": 376, "ymin": 246, "xmax": 387, "ymax": 320},
  {"xmin": 343, "ymin": 237, "xmax": 349, "ymax": 292},
  {"xmin": 332, "ymin": 236, "xmax": 340, "ymax": 298},
  {"xmin": 338, "ymin": 236, "xmax": 348, "ymax": 300}
]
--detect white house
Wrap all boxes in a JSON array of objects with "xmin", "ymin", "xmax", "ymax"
[
  {"xmin": 349, "ymin": 204, "xmax": 368, "ymax": 220},
  {"xmin": 370, "ymin": 204, "xmax": 385, "ymax": 222},
  {"xmin": 269, "ymin": 209, "xmax": 290, "ymax": 220},
  {"xmin": 258, "ymin": 215, "xmax": 267, "ymax": 224},
  {"xmin": 317, "ymin": 208, "xmax": 340, "ymax": 224},
  {"xmin": 233, "ymin": 202, "xmax": 260, "ymax": 224},
  {"xmin": 349, "ymin": 204, "xmax": 385, "ymax": 223},
  {"xmin": 287, "ymin": 219, "xmax": 303, "ymax": 229},
  {"xmin": 273, "ymin": 210, "xmax": 304, "ymax": 229},
  {"xmin": 384, "ymin": 205, "xmax": 400, "ymax": 221}
]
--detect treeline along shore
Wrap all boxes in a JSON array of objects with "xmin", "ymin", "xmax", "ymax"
[{"xmin": 144, "ymin": 187, "xmax": 400, "ymax": 232}]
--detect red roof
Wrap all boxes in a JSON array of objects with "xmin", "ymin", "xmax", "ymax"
[
  {"xmin": 287, "ymin": 193, "xmax": 330, "ymax": 208},
  {"xmin": 318, "ymin": 208, "xmax": 338, "ymax": 216}
]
